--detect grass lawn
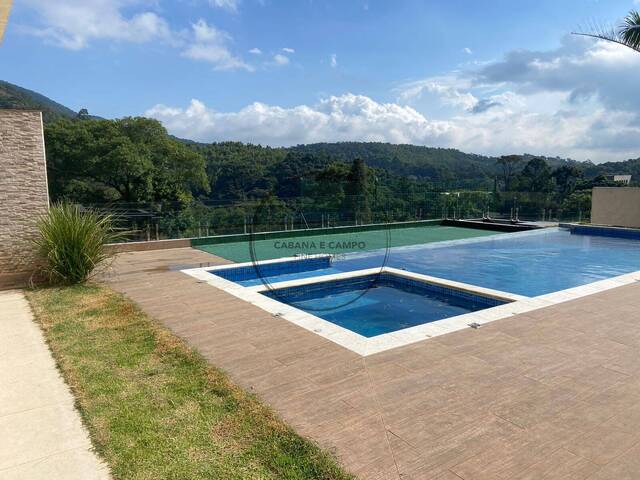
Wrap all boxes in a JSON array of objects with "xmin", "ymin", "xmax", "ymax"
[{"xmin": 26, "ymin": 285, "xmax": 354, "ymax": 480}]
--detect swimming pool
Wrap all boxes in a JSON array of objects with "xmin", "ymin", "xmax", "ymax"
[
  {"xmin": 246, "ymin": 228, "xmax": 640, "ymax": 297},
  {"xmin": 184, "ymin": 226, "xmax": 640, "ymax": 355},
  {"xmin": 262, "ymin": 272, "xmax": 505, "ymax": 337}
]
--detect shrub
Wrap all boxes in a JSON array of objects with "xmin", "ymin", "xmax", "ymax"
[{"xmin": 35, "ymin": 203, "xmax": 124, "ymax": 285}]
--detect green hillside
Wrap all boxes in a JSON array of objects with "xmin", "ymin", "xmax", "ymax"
[
  {"xmin": 2, "ymin": 79, "xmax": 638, "ymax": 190},
  {"xmin": 289, "ymin": 142, "xmax": 497, "ymax": 186},
  {"xmin": 0, "ymin": 80, "xmax": 80, "ymax": 122}
]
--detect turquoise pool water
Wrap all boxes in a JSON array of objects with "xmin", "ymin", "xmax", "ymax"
[
  {"xmin": 262, "ymin": 274, "xmax": 503, "ymax": 337},
  {"xmin": 225, "ymin": 228, "xmax": 640, "ymax": 297}
]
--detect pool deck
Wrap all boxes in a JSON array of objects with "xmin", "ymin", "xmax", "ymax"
[{"xmin": 106, "ymin": 247, "xmax": 640, "ymax": 479}]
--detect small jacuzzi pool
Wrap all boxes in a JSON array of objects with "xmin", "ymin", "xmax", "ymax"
[{"xmin": 261, "ymin": 272, "xmax": 506, "ymax": 337}]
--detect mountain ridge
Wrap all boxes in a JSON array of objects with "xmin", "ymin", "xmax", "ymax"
[{"xmin": 0, "ymin": 80, "xmax": 79, "ymax": 123}]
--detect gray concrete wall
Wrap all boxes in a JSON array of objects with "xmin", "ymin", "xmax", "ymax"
[
  {"xmin": 591, "ymin": 187, "xmax": 640, "ymax": 228},
  {"xmin": 0, "ymin": 110, "xmax": 49, "ymax": 288}
]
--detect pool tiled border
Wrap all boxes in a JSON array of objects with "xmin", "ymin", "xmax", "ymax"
[
  {"xmin": 182, "ymin": 256, "xmax": 640, "ymax": 356},
  {"xmin": 561, "ymin": 222, "xmax": 640, "ymax": 240}
]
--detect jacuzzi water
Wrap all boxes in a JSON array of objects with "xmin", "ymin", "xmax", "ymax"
[{"xmin": 262, "ymin": 273, "xmax": 504, "ymax": 337}]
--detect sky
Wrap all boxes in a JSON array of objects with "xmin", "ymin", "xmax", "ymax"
[{"xmin": 1, "ymin": 0, "xmax": 639, "ymax": 163}]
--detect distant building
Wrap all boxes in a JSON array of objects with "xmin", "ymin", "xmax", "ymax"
[
  {"xmin": 613, "ymin": 175, "xmax": 632, "ymax": 185},
  {"xmin": 605, "ymin": 174, "xmax": 632, "ymax": 185}
]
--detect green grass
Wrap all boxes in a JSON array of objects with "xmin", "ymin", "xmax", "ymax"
[
  {"xmin": 27, "ymin": 285, "xmax": 354, "ymax": 480},
  {"xmin": 197, "ymin": 225, "xmax": 500, "ymax": 262}
]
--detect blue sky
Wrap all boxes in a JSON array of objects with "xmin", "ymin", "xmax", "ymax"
[{"xmin": 2, "ymin": 0, "xmax": 639, "ymax": 162}]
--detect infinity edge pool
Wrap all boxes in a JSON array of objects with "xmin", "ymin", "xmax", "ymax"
[{"xmin": 182, "ymin": 230, "xmax": 640, "ymax": 355}]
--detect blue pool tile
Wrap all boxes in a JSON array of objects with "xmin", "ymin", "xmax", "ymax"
[{"xmin": 570, "ymin": 225, "xmax": 640, "ymax": 240}]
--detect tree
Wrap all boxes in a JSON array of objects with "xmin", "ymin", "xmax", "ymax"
[
  {"xmin": 343, "ymin": 158, "xmax": 371, "ymax": 222},
  {"xmin": 561, "ymin": 192, "xmax": 592, "ymax": 221},
  {"xmin": 574, "ymin": 9, "xmax": 640, "ymax": 54},
  {"xmin": 313, "ymin": 162, "xmax": 349, "ymax": 209},
  {"xmin": 45, "ymin": 117, "xmax": 209, "ymax": 203},
  {"xmin": 496, "ymin": 155, "xmax": 522, "ymax": 191},
  {"xmin": 552, "ymin": 165, "xmax": 583, "ymax": 196},
  {"xmin": 518, "ymin": 157, "xmax": 553, "ymax": 193}
]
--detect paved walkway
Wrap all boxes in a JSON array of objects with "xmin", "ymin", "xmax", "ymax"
[
  {"xmin": 0, "ymin": 291, "xmax": 110, "ymax": 480},
  {"xmin": 108, "ymin": 248, "xmax": 640, "ymax": 480}
]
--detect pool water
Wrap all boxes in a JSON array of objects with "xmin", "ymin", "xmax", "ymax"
[
  {"xmin": 235, "ymin": 266, "xmax": 344, "ymax": 287},
  {"xmin": 340, "ymin": 228, "xmax": 640, "ymax": 296},
  {"xmin": 247, "ymin": 228, "xmax": 640, "ymax": 297},
  {"xmin": 262, "ymin": 274, "xmax": 503, "ymax": 337},
  {"xmin": 212, "ymin": 256, "xmax": 339, "ymax": 287}
]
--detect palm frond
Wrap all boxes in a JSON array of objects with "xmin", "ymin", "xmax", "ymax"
[
  {"xmin": 573, "ymin": 10, "xmax": 640, "ymax": 53},
  {"xmin": 619, "ymin": 10, "xmax": 640, "ymax": 51}
]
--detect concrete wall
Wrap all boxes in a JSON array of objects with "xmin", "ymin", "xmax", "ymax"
[
  {"xmin": 591, "ymin": 187, "xmax": 640, "ymax": 228},
  {"xmin": 0, "ymin": 110, "xmax": 49, "ymax": 288}
]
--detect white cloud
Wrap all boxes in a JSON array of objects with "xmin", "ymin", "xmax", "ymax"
[
  {"xmin": 272, "ymin": 53, "xmax": 290, "ymax": 65},
  {"xmin": 182, "ymin": 20, "xmax": 254, "ymax": 71},
  {"xmin": 473, "ymin": 35, "xmax": 640, "ymax": 114},
  {"xmin": 282, "ymin": 47, "xmax": 295, "ymax": 53},
  {"xmin": 391, "ymin": 35, "xmax": 640, "ymax": 161},
  {"xmin": 209, "ymin": 0, "xmax": 240, "ymax": 12},
  {"xmin": 248, "ymin": 47, "xmax": 262, "ymax": 54},
  {"xmin": 463, "ymin": 47, "xmax": 473, "ymax": 55},
  {"xmin": 330, "ymin": 53, "xmax": 337, "ymax": 68},
  {"xmin": 20, "ymin": 1, "xmax": 253, "ymax": 72},
  {"xmin": 397, "ymin": 75, "xmax": 478, "ymax": 111},
  {"xmin": 146, "ymin": 94, "xmax": 454, "ymax": 146},
  {"xmin": 147, "ymin": 84, "xmax": 640, "ymax": 162},
  {"xmin": 20, "ymin": 0, "xmax": 176, "ymax": 50}
]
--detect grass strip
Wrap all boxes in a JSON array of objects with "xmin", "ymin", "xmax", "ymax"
[{"xmin": 26, "ymin": 284, "xmax": 354, "ymax": 480}]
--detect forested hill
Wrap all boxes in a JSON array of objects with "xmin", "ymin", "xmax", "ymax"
[
  {"xmin": 3, "ymin": 79, "xmax": 638, "ymax": 189},
  {"xmin": 288, "ymin": 142, "xmax": 496, "ymax": 184},
  {"xmin": 0, "ymin": 80, "xmax": 102, "ymax": 123},
  {"xmin": 582, "ymin": 157, "xmax": 640, "ymax": 180},
  {"xmin": 0, "ymin": 81, "xmax": 78, "ymax": 123}
]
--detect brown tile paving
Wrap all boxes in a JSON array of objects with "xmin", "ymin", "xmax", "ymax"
[{"xmin": 104, "ymin": 247, "xmax": 640, "ymax": 479}]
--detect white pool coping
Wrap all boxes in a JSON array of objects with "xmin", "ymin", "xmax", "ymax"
[
  {"xmin": 245, "ymin": 267, "xmax": 527, "ymax": 303},
  {"xmin": 182, "ymin": 257, "xmax": 640, "ymax": 356}
]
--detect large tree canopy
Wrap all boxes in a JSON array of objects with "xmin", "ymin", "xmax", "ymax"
[
  {"xmin": 45, "ymin": 117, "xmax": 209, "ymax": 203},
  {"xmin": 517, "ymin": 157, "xmax": 554, "ymax": 193}
]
